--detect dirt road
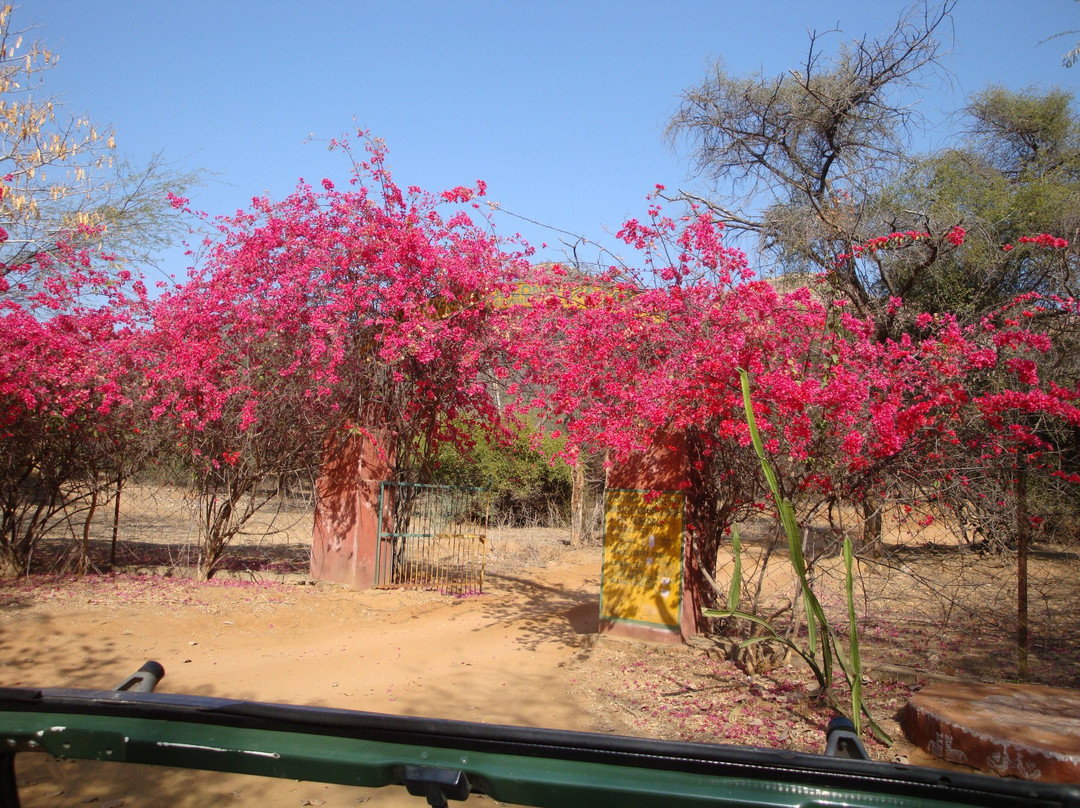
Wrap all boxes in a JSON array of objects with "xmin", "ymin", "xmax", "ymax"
[
  {"xmin": 6, "ymin": 549, "xmax": 612, "ymax": 806},
  {"xmin": 6, "ymin": 521, "xmax": 1047, "ymax": 805}
]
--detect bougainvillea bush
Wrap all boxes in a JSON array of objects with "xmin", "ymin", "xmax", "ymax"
[
  {"xmin": 1, "ymin": 136, "xmax": 534, "ymax": 578},
  {"xmin": 138, "ymin": 137, "xmax": 527, "ymax": 577},
  {"xmin": 4, "ymin": 131, "xmax": 1079, "ymax": 659},
  {"xmin": 0, "ymin": 230, "xmax": 150, "ymax": 574},
  {"xmin": 501, "ymin": 200, "xmax": 1080, "ymax": 641}
]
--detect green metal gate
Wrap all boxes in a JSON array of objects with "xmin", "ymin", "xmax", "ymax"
[{"xmin": 375, "ymin": 482, "xmax": 489, "ymax": 595}]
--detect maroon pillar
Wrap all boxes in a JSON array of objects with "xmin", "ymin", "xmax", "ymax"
[{"xmin": 310, "ymin": 427, "xmax": 395, "ymax": 590}]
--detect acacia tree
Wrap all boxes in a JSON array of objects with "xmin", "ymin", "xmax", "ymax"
[
  {"xmin": 143, "ymin": 139, "xmax": 523, "ymax": 578},
  {"xmin": 669, "ymin": 2, "xmax": 1080, "ymax": 338},
  {"xmin": 873, "ymin": 87, "xmax": 1080, "ymax": 324},
  {"xmin": 666, "ymin": 0, "xmax": 954, "ymax": 314}
]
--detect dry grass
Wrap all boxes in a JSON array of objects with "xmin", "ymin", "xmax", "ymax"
[
  {"xmin": 712, "ymin": 511, "xmax": 1080, "ymax": 689},
  {"xmin": 32, "ymin": 483, "xmax": 582, "ymax": 579}
]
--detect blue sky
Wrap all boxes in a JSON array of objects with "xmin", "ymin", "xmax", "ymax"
[{"xmin": 23, "ymin": 1, "xmax": 1080, "ymax": 275}]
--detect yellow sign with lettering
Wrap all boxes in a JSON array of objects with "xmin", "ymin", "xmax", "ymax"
[
  {"xmin": 489, "ymin": 281, "xmax": 625, "ymax": 310},
  {"xmin": 601, "ymin": 489, "xmax": 683, "ymax": 630}
]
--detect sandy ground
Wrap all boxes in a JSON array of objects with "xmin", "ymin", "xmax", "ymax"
[
  {"xmin": 4, "ymin": 543, "xmax": 606, "ymax": 807},
  {"xmin": 0, "ymin": 540, "xmax": 983, "ymax": 808},
  {"xmin": 3, "ymin": 489, "xmax": 1079, "ymax": 805}
]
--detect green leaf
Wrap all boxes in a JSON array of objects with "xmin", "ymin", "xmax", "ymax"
[
  {"xmin": 844, "ymin": 536, "xmax": 863, "ymax": 736},
  {"xmin": 728, "ymin": 524, "xmax": 742, "ymax": 611}
]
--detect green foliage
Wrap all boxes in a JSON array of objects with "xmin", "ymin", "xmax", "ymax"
[
  {"xmin": 705, "ymin": 370, "xmax": 884, "ymax": 741},
  {"xmin": 968, "ymin": 86, "xmax": 1078, "ymax": 175},
  {"xmin": 431, "ymin": 421, "xmax": 572, "ymax": 527},
  {"xmin": 874, "ymin": 86, "xmax": 1080, "ymax": 322},
  {"xmin": 727, "ymin": 525, "xmax": 742, "ymax": 611},
  {"xmin": 843, "ymin": 536, "xmax": 862, "ymax": 735}
]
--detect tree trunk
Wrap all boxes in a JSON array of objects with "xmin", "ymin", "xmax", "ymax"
[
  {"xmin": 682, "ymin": 512, "xmax": 721, "ymax": 635},
  {"xmin": 109, "ymin": 471, "xmax": 123, "ymax": 569},
  {"xmin": 1016, "ymin": 466, "xmax": 1029, "ymax": 681},
  {"xmin": 79, "ymin": 485, "xmax": 99, "ymax": 575},
  {"xmin": 861, "ymin": 493, "xmax": 883, "ymax": 558},
  {"xmin": 570, "ymin": 460, "xmax": 585, "ymax": 547},
  {"xmin": 683, "ymin": 431, "xmax": 723, "ymax": 633}
]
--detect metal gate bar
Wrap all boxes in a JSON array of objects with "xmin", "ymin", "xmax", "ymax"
[{"xmin": 375, "ymin": 482, "xmax": 489, "ymax": 595}]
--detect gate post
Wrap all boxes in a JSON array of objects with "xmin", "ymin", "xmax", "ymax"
[
  {"xmin": 310, "ymin": 423, "xmax": 395, "ymax": 590},
  {"xmin": 600, "ymin": 430, "xmax": 700, "ymax": 643}
]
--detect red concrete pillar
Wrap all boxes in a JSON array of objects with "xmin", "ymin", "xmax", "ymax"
[
  {"xmin": 903, "ymin": 681, "xmax": 1080, "ymax": 782},
  {"xmin": 310, "ymin": 425, "xmax": 395, "ymax": 590}
]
